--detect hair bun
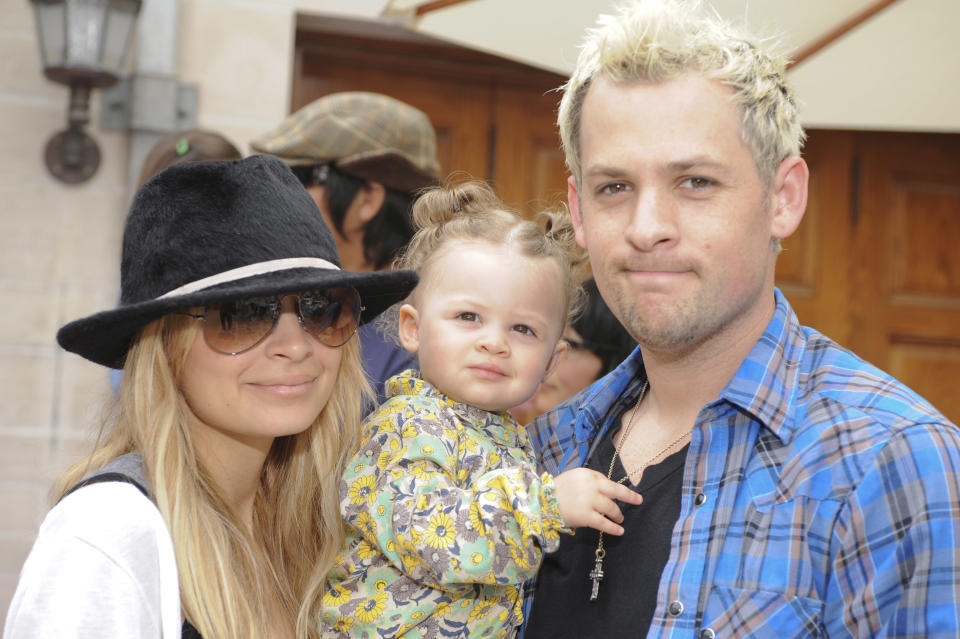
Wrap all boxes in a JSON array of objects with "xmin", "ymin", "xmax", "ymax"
[{"xmin": 411, "ymin": 180, "xmax": 504, "ymax": 231}]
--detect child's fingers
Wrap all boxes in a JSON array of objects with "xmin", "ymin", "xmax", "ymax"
[
  {"xmin": 586, "ymin": 511, "xmax": 626, "ymax": 536},
  {"xmin": 601, "ymin": 479, "xmax": 644, "ymax": 505},
  {"xmin": 591, "ymin": 495, "xmax": 625, "ymax": 524}
]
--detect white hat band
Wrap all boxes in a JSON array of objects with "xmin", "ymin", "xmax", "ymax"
[{"xmin": 159, "ymin": 257, "xmax": 340, "ymax": 299}]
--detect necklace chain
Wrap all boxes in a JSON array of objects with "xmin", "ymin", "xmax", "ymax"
[
  {"xmin": 606, "ymin": 381, "xmax": 691, "ymax": 485},
  {"xmin": 589, "ymin": 380, "xmax": 692, "ymax": 602}
]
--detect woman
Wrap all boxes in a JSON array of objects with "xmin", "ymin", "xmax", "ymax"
[{"xmin": 3, "ymin": 155, "xmax": 416, "ymax": 638}]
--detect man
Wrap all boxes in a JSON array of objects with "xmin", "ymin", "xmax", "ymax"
[
  {"xmin": 252, "ymin": 92, "xmax": 441, "ymax": 406},
  {"xmin": 523, "ymin": 1, "xmax": 960, "ymax": 637}
]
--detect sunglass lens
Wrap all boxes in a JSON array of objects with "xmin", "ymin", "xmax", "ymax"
[
  {"xmin": 204, "ymin": 298, "xmax": 277, "ymax": 354},
  {"xmin": 298, "ymin": 287, "xmax": 361, "ymax": 347}
]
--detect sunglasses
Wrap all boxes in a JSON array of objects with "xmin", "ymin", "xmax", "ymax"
[{"xmin": 179, "ymin": 287, "xmax": 362, "ymax": 354}]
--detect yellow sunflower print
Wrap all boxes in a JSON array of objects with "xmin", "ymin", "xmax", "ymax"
[
  {"xmin": 356, "ymin": 539, "xmax": 378, "ymax": 560},
  {"xmin": 423, "ymin": 512, "xmax": 457, "ymax": 549},
  {"xmin": 348, "ymin": 475, "xmax": 377, "ymax": 506},
  {"xmin": 323, "ymin": 585, "xmax": 351, "ymax": 607},
  {"xmin": 355, "ymin": 590, "xmax": 388, "ymax": 624}
]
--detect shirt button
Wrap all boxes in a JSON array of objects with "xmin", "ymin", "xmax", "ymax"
[
  {"xmin": 700, "ymin": 629, "xmax": 716, "ymax": 639},
  {"xmin": 667, "ymin": 600, "xmax": 683, "ymax": 616},
  {"xmin": 695, "ymin": 492, "xmax": 707, "ymax": 506}
]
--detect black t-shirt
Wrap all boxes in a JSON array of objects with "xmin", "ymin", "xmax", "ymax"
[{"xmin": 525, "ymin": 421, "xmax": 687, "ymax": 638}]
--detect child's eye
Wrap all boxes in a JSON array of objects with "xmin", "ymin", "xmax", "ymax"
[
  {"xmin": 456, "ymin": 312, "xmax": 479, "ymax": 322},
  {"xmin": 512, "ymin": 324, "xmax": 536, "ymax": 336}
]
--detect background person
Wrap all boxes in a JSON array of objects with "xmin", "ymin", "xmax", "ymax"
[
  {"xmin": 137, "ymin": 129, "xmax": 243, "ymax": 188},
  {"xmin": 511, "ymin": 278, "xmax": 637, "ymax": 425},
  {"xmin": 4, "ymin": 155, "xmax": 416, "ymax": 638},
  {"xmin": 251, "ymin": 92, "xmax": 441, "ymax": 408},
  {"xmin": 319, "ymin": 181, "xmax": 641, "ymax": 637},
  {"xmin": 523, "ymin": 0, "xmax": 960, "ymax": 637}
]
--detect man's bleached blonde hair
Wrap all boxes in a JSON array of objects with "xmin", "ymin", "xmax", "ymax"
[{"xmin": 558, "ymin": 0, "xmax": 805, "ymax": 189}]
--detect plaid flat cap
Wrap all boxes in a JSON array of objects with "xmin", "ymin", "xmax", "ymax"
[{"xmin": 251, "ymin": 91, "xmax": 441, "ymax": 193}]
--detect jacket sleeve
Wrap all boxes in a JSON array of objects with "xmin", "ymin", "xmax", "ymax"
[{"xmin": 340, "ymin": 410, "xmax": 566, "ymax": 590}]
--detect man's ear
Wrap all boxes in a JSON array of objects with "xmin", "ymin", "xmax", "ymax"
[
  {"xmin": 542, "ymin": 339, "xmax": 568, "ymax": 381},
  {"xmin": 356, "ymin": 181, "xmax": 387, "ymax": 224},
  {"xmin": 567, "ymin": 176, "xmax": 587, "ymax": 249},
  {"xmin": 397, "ymin": 303, "xmax": 421, "ymax": 354},
  {"xmin": 770, "ymin": 156, "xmax": 809, "ymax": 240}
]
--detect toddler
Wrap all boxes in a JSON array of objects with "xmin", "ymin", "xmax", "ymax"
[{"xmin": 320, "ymin": 182, "xmax": 641, "ymax": 637}]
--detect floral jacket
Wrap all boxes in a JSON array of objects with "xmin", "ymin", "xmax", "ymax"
[{"xmin": 320, "ymin": 370, "xmax": 566, "ymax": 638}]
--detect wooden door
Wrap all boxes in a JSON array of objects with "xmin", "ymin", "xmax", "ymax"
[
  {"xmin": 292, "ymin": 29, "xmax": 568, "ymax": 216},
  {"xmin": 778, "ymin": 130, "xmax": 960, "ymax": 422}
]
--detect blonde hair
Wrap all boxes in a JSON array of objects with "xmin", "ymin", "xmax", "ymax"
[
  {"xmin": 558, "ymin": 0, "xmax": 804, "ymax": 189},
  {"xmin": 56, "ymin": 314, "xmax": 368, "ymax": 639},
  {"xmin": 393, "ymin": 180, "xmax": 587, "ymax": 325}
]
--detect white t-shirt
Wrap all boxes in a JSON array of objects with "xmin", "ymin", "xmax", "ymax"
[{"xmin": 4, "ymin": 481, "xmax": 181, "ymax": 638}]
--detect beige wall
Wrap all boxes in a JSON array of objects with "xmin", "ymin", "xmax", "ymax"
[
  {"xmin": 1, "ymin": 0, "xmax": 125, "ymax": 617},
  {"xmin": 0, "ymin": 0, "xmax": 364, "ymax": 622}
]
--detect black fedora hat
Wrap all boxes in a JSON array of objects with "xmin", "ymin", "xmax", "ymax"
[{"xmin": 57, "ymin": 154, "xmax": 417, "ymax": 369}]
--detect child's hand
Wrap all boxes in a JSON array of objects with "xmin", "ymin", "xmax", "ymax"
[{"xmin": 553, "ymin": 468, "xmax": 643, "ymax": 535}]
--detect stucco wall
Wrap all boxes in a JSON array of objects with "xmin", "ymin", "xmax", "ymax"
[{"xmin": 1, "ymin": 0, "xmax": 127, "ymax": 617}]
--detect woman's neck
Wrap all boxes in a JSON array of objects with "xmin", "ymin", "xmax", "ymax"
[{"xmin": 190, "ymin": 424, "xmax": 272, "ymax": 532}]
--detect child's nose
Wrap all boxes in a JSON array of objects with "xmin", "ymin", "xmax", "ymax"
[{"xmin": 476, "ymin": 327, "xmax": 509, "ymax": 355}]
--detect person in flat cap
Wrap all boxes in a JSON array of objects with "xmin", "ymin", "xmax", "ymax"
[
  {"xmin": 4, "ymin": 155, "xmax": 416, "ymax": 639},
  {"xmin": 252, "ymin": 91, "xmax": 442, "ymax": 409}
]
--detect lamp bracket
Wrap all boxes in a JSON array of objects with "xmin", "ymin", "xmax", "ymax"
[
  {"xmin": 101, "ymin": 73, "xmax": 197, "ymax": 132},
  {"xmin": 44, "ymin": 126, "xmax": 101, "ymax": 184}
]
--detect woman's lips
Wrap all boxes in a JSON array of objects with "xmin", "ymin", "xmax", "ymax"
[{"xmin": 249, "ymin": 377, "xmax": 315, "ymax": 396}]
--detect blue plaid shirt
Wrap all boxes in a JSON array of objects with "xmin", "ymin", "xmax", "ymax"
[{"xmin": 524, "ymin": 289, "xmax": 960, "ymax": 638}]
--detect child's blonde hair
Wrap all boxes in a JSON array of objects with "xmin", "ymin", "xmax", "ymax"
[{"xmin": 395, "ymin": 180, "xmax": 587, "ymax": 324}]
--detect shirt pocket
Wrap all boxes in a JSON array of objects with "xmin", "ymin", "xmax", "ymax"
[{"xmin": 702, "ymin": 585, "xmax": 824, "ymax": 639}]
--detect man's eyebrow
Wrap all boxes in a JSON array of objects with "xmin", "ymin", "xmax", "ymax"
[
  {"xmin": 583, "ymin": 158, "xmax": 731, "ymax": 178},
  {"xmin": 582, "ymin": 164, "xmax": 630, "ymax": 179},
  {"xmin": 665, "ymin": 157, "xmax": 728, "ymax": 173}
]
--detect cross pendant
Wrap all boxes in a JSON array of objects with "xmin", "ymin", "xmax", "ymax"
[{"xmin": 589, "ymin": 554, "xmax": 604, "ymax": 601}]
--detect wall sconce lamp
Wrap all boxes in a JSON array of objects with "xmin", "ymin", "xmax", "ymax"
[{"xmin": 30, "ymin": 0, "xmax": 143, "ymax": 184}]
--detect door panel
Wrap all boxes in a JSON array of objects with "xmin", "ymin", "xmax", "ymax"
[
  {"xmin": 293, "ymin": 30, "xmax": 567, "ymax": 216},
  {"xmin": 779, "ymin": 130, "xmax": 856, "ymax": 344},
  {"xmin": 492, "ymin": 86, "xmax": 567, "ymax": 212},
  {"xmin": 783, "ymin": 130, "xmax": 960, "ymax": 422}
]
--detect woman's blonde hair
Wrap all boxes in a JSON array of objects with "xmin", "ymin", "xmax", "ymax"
[
  {"xmin": 56, "ymin": 314, "xmax": 369, "ymax": 639},
  {"xmin": 393, "ymin": 180, "xmax": 587, "ymax": 325}
]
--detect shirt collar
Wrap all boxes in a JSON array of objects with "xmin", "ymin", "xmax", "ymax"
[
  {"xmin": 717, "ymin": 288, "xmax": 805, "ymax": 445},
  {"xmin": 386, "ymin": 369, "xmax": 529, "ymax": 448}
]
